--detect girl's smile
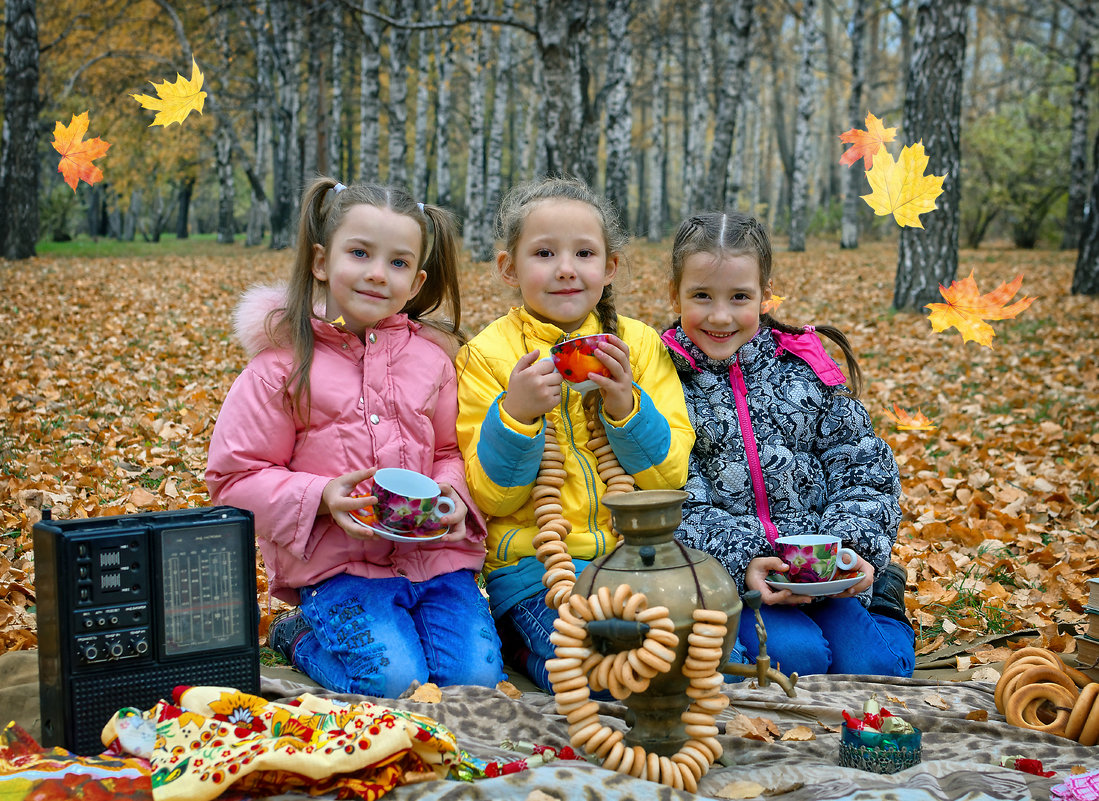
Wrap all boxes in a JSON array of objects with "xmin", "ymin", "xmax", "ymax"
[{"xmin": 671, "ymin": 251, "xmax": 771, "ymax": 362}]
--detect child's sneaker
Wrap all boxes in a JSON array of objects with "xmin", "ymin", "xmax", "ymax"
[
  {"xmin": 268, "ymin": 608, "xmax": 310, "ymax": 663},
  {"xmin": 868, "ymin": 562, "xmax": 909, "ymax": 625}
]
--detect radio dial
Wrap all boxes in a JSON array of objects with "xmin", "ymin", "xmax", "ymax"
[
  {"xmin": 109, "ymin": 642, "xmax": 124, "ymax": 658},
  {"xmin": 82, "ymin": 644, "xmax": 98, "ymax": 662},
  {"xmin": 133, "ymin": 639, "xmax": 149, "ymax": 655}
]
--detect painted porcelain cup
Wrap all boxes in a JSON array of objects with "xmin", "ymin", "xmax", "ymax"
[
  {"xmin": 774, "ymin": 534, "xmax": 858, "ymax": 583},
  {"xmin": 369, "ymin": 468, "xmax": 455, "ymax": 534},
  {"xmin": 550, "ymin": 334, "xmax": 612, "ymax": 393}
]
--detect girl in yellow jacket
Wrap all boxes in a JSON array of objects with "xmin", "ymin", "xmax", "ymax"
[{"xmin": 456, "ymin": 177, "xmax": 694, "ymax": 692}]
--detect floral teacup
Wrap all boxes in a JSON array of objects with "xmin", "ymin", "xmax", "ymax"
[
  {"xmin": 774, "ymin": 535, "xmax": 858, "ymax": 583},
  {"xmin": 369, "ymin": 468, "xmax": 454, "ymax": 534},
  {"xmin": 550, "ymin": 334, "xmax": 612, "ymax": 393}
]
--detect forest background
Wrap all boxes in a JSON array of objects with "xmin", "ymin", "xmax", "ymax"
[{"xmin": 1, "ymin": 0, "xmax": 1099, "ymax": 666}]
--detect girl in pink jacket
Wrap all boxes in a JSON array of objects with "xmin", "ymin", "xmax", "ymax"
[{"xmin": 206, "ymin": 178, "xmax": 504, "ymax": 697}]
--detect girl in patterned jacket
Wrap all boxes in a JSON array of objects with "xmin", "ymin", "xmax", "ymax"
[
  {"xmin": 662, "ymin": 211, "xmax": 915, "ymax": 677},
  {"xmin": 456, "ymin": 177, "xmax": 695, "ymax": 692},
  {"xmin": 206, "ymin": 178, "xmax": 504, "ymax": 696}
]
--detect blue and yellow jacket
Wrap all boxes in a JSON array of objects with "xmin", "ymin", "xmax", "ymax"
[{"xmin": 456, "ymin": 307, "xmax": 694, "ymax": 586}]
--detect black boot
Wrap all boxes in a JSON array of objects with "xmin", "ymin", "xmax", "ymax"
[
  {"xmin": 868, "ymin": 562, "xmax": 909, "ymax": 625},
  {"xmin": 268, "ymin": 608, "xmax": 310, "ymax": 664}
]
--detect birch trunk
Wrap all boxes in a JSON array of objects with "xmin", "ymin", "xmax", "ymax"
[
  {"xmin": 534, "ymin": 0, "xmax": 594, "ymax": 182},
  {"xmin": 358, "ymin": 5, "xmax": 382, "ymax": 182},
  {"xmin": 302, "ymin": 5, "xmax": 323, "ymax": 180},
  {"xmin": 1, "ymin": 0, "xmax": 40, "ymax": 260},
  {"xmin": 412, "ymin": 0, "xmax": 432, "ymax": 200},
  {"xmin": 479, "ymin": 24, "xmax": 511, "ymax": 260},
  {"xmin": 1062, "ymin": 3, "xmax": 1094, "ymax": 251},
  {"xmin": 646, "ymin": 3, "xmax": 667, "ymax": 241},
  {"xmin": 705, "ymin": 0, "xmax": 754, "ymax": 208},
  {"xmin": 840, "ymin": 0, "xmax": 867, "ymax": 249},
  {"xmin": 387, "ymin": 16, "xmax": 411, "ymax": 186},
  {"xmin": 604, "ymin": 0, "xmax": 633, "ymax": 225},
  {"xmin": 1072, "ymin": 129, "xmax": 1099, "ymax": 295},
  {"xmin": 328, "ymin": 1, "xmax": 345, "ymax": 178},
  {"xmin": 268, "ymin": 0, "xmax": 301, "ymax": 249},
  {"xmin": 463, "ymin": 12, "xmax": 488, "ymax": 252},
  {"xmin": 894, "ymin": 0, "xmax": 970, "ymax": 310},
  {"xmin": 684, "ymin": 0, "xmax": 712, "ymax": 214},
  {"xmin": 788, "ymin": 0, "xmax": 819, "ymax": 252},
  {"xmin": 433, "ymin": 15, "xmax": 454, "ymax": 205}
]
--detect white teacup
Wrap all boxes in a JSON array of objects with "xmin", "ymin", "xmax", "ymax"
[{"xmin": 369, "ymin": 468, "xmax": 455, "ymax": 534}]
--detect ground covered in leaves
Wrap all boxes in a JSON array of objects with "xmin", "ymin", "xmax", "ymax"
[{"xmin": 2, "ymin": 238, "xmax": 1097, "ymax": 664}]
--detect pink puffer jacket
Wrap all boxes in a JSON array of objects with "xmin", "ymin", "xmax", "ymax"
[{"xmin": 205, "ymin": 285, "xmax": 486, "ymax": 604}]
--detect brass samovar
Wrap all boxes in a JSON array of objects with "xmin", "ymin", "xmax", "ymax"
[{"xmin": 551, "ymin": 489, "xmax": 796, "ymax": 787}]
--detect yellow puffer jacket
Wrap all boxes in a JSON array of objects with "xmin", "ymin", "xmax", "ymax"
[{"xmin": 456, "ymin": 307, "xmax": 694, "ymax": 575}]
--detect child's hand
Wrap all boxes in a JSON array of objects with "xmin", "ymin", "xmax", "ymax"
[
  {"xmin": 435, "ymin": 483, "xmax": 470, "ymax": 542},
  {"xmin": 833, "ymin": 555, "xmax": 875, "ymax": 597},
  {"xmin": 502, "ymin": 350, "xmax": 562, "ymax": 425},
  {"xmin": 321, "ymin": 467, "xmax": 379, "ymax": 539},
  {"xmin": 585, "ymin": 335, "xmax": 634, "ymax": 421},
  {"xmin": 745, "ymin": 556, "xmax": 813, "ymax": 606}
]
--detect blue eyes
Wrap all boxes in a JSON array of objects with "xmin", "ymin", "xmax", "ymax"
[{"xmin": 352, "ymin": 248, "xmax": 367, "ymax": 258}]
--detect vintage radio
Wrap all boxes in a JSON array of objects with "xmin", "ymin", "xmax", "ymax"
[{"xmin": 34, "ymin": 505, "xmax": 259, "ymax": 754}]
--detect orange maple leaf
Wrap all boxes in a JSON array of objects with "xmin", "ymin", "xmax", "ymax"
[
  {"xmin": 761, "ymin": 294, "xmax": 786, "ymax": 314},
  {"xmin": 883, "ymin": 403, "xmax": 937, "ymax": 431},
  {"xmin": 51, "ymin": 112, "xmax": 111, "ymax": 191},
  {"xmin": 925, "ymin": 271, "xmax": 1036, "ymax": 348},
  {"xmin": 839, "ymin": 111, "xmax": 897, "ymax": 169}
]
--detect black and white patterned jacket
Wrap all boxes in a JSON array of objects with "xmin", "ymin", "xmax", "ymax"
[{"xmin": 662, "ymin": 325, "xmax": 900, "ymax": 600}]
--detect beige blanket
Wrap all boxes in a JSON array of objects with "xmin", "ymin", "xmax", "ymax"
[{"xmin": 4, "ymin": 650, "xmax": 1094, "ymax": 800}]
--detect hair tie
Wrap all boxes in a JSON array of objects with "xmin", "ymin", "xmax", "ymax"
[
  {"xmin": 334, "ymin": 182, "xmax": 346, "ymax": 193},
  {"xmin": 324, "ymin": 181, "xmax": 347, "ymax": 208},
  {"xmin": 417, "ymin": 201, "xmax": 425, "ymax": 212}
]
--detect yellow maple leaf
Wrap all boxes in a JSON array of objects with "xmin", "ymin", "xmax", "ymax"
[
  {"xmin": 925, "ymin": 271, "xmax": 1036, "ymax": 348},
  {"xmin": 50, "ymin": 112, "xmax": 111, "ymax": 191},
  {"xmin": 131, "ymin": 56, "xmax": 207, "ymax": 127},
  {"xmin": 883, "ymin": 403, "xmax": 937, "ymax": 431},
  {"xmin": 761, "ymin": 294, "xmax": 785, "ymax": 314},
  {"xmin": 861, "ymin": 142, "xmax": 945, "ymax": 228},
  {"xmin": 839, "ymin": 111, "xmax": 898, "ymax": 169}
]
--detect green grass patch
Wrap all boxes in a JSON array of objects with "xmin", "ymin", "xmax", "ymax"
[{"xmin": 36, "ymin": 232, "xmax": 272, "ymax": 260}]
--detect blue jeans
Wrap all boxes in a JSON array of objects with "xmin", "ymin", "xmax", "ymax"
[
  {"xmin": 736, "ymin": 598, "xmax": 915, "ymax": 677},
  {"xmin": 294, "ymin": 570, "xmax": 505, "ymax": 697}
]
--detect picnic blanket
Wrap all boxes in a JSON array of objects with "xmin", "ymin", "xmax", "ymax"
[{"xmin": 3, "ymin": 649, "xmax": 1098, "ymax": 800}]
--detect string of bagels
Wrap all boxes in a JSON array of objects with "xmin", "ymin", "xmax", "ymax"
[
  {"xmin": 532, "ymin": 393, "xmax": 731, "ymax": 790},
  {"xmin": 994, "ymin": 646, "xmax": 1099, "ymax": 745}
]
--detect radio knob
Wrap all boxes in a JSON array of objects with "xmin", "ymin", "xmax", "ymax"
[
  {"xmin": 82, "ymin": 644, "xmax": 99, "ymax": 662},
  {"xmin": 109, "ymin": 643, "xmax": 124, "ymax": 658},
  {"xmin": 133, "ymin": 639, "xmax": 149, "ymax": 655}
]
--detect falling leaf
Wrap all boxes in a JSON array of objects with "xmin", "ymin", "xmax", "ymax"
[
  {"xmin": 925, "ymin": 271, "xmax": 1036, "ymax": 348},
  {"xmin": 762, "ymin": 294, "xmax": 786, "ymax": 314},
  {"xmin": 861, "ymin": 142, "xmax": 945, "ymax": 228},
  {"xmin": 780, "ymin": 725, "xmax": 815, "ymax": 741},
  {"xmin": 839, "ymin": 111, "xmax": 898, "ymax": 169},
  {"xmin": 883, "ymin": 403, "xmax": 938, "ymax": 431},
  {"xmin": 131, "ymin": 56, "xmax": 207, "ymax": 127},
  {"xmin": 50, "ymin": 112, "xmax": 111, "ymax": 191}
]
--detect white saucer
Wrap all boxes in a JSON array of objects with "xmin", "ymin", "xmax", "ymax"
[
  {"xmin": 349, "ymin": 514, "xmax": 447, "ymax": 543},
  {"xmin": 765, "ymin": 572, "xmax": 865, "ymax": 597}
]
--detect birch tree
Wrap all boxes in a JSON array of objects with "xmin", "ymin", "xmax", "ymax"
[
  {"xmin": 705, "ymin": 0, "xmax": 754, "ymax": 209},
  {"xmin": 462, "ymin": 11, "xmax": 488, "ymax": 253},
  {"xmin": 534, "ymin": 0, "xmax": 595, "ymax": 182},
  {"xmin": 480, "ymin": 23, "xmax": 512, "ymax": 260},
  {"xmin": 840, "ymin": 0, "xmax": 868, "ymax": 249},
  {"xmin": 684, "ymin": 0, "xmax": 712, "ymax": 214},
  {"xmin": 433, "ymin": 13, "xmax": 454, "ymax": 205},
  {"xmin": 604, "ymin": 0, "xmax": 633, "ymax": 224},
  {"xmin": 788, "ymin": 0, "xmax": 819, "ymax": 252},
  {"xmin": 387, "ymin": 11, "xmax": 411, "ymax": 186},
  {"xmin": 645, "ymin": 3, "xmax": 668, "ymax": 240},
  {"xmin": 268, "ymin": 0, "xmax": 302, "ymax": 248},
  {"xmin": 1073, "ymin": 129, "xmax": 1099, "ymax": 294},
  {"xmin": 412, "ymin": 0, "xmax": 432, "ymax": 200},
  {"xmin": 894, "ymin": 0, "xmax": 970, "ymax": 310},
  {"xmin": 1, "ymin": 0, "xmax": 40, "ymax": 260},
  {"xmin": 358, "ymin": 5, "xmax": 382, "ymax": 182},
  {"xmin": 328, "ymin": 0, "xmax": 346, "ymax": 178},
  {"xmin": 1062, "ymin": 0, "xmax": 1094, "ymax": 251}
]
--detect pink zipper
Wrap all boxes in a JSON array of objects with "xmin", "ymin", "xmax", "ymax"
[{"xmin": 730, "ymin": 359, "xmax": 780, "ymax": 545}]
